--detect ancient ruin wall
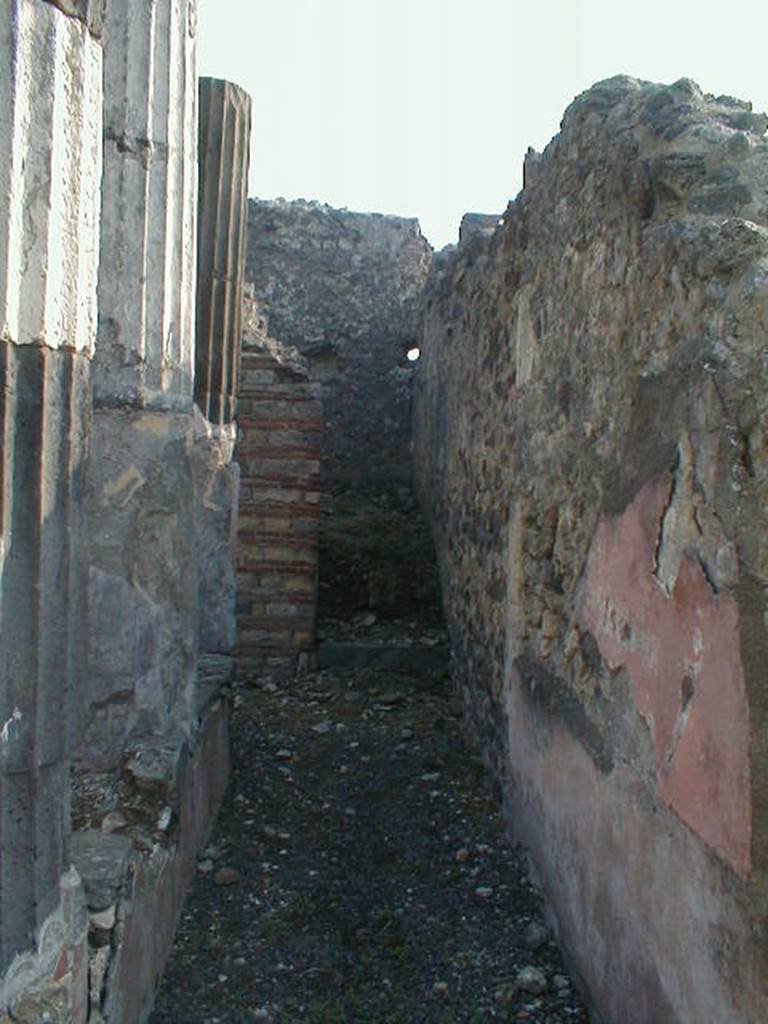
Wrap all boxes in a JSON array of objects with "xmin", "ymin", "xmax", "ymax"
[
  {"xmin": 245, "ymin": 199, "xmax": 431, "ymax": 491},
  {"xmin": 414, "ymin": 77, "xmax": 768, "ymax": 1024}
]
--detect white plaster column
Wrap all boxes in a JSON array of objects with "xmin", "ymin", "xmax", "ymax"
[
  {"xmin": 196, "ymin": 77, "xmax": 252, "ymax": 425},
  {"xmin": 85, "ymin": 0, "xmax": 200, "ymax": 768},
  {"xmin": 0, "ymin": 0, "xmax": 102, "ymax": 982},
  {"xmin": 96, "ymin": 0, "xmax": 197, "ymax": 406}
]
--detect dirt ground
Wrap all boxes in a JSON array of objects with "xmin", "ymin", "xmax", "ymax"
[{"xmin": 150, "ymin": 659, "xmax": 591, "ymax": 1024}]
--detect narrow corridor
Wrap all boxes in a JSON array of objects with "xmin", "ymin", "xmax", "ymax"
[{"xmin": 151, "ymin": 641, "xmax": 590, "ymax": 1023}]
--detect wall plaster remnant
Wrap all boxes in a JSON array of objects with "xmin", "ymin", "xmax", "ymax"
[{"xmin": 414, "ymin": 76, "xmax": 768, "ymax": 1024}]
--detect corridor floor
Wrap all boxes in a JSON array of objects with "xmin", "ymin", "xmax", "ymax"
[{"xmin": 151, "ymin": 659, "xmax": 590, "ymax": 1024}]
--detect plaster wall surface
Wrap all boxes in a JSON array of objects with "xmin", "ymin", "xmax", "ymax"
[
  {"xmin": 245, "ymin": 199, "xmax": 431, "ymax": 491},
  {"xmin": 193, "ymin": 414, "xmax": 239, "ymax": 655},
  {"xmin": 84, "ymin": 409, "xmax": 198, "ymax": 768},
  {"xmin": 414, "ymin": 76, "xmax": 768, "ymax": 1023}
]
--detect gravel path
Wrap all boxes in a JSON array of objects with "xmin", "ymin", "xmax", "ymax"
[{"xmin": 151, "ymin": 662, "xmax": 590, "ymax": 1024}]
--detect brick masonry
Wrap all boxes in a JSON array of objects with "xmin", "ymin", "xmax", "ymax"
[{"xmin": 236, "ymin": 307, "xmax": 322, "ymax": 674}]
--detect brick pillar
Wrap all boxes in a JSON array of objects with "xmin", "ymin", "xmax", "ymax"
[
  {"xmin": 84, "ymin": 0, "xmax": 199, "ymax": 768},
  {"xmin": 0, "ymin": 0, "xmax": 101, "ymax": 993},
  {"xmin": 236, "ymin": 307, "xmax": 322, "ymax": 676}
]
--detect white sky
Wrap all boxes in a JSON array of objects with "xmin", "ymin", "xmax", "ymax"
[{"xmin": 199, "ymin": 0, "xmax": 768, "ymax": 249}]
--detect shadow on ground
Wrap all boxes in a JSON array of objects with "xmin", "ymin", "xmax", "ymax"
[{"xmin": 150, "ymin": 653, "xmax": 590, "ymax": 1024}]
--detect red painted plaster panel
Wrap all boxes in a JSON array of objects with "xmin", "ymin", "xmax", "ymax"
[{"xmin": 579, "ymin": 475, "xmax": 751, "ymax": 878}]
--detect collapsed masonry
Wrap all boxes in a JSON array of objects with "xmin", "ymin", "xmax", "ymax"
[
  {"xmin": 414, "ymin": 77, "xmax": 768, "ymax": 1024},
  {"xmin": 0, "ymin": 3, "xmax": 250, "ymax": 1021}
]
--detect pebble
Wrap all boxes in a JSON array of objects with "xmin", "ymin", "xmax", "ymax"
[
  {"xmin": 475, "ymin": 886, "xmax": 494, "ymax": 899},
  {"xmin": 197, "ymin": 859, "xmax": 215, "ymax": 874},
  {"xmin": 276, "ymin": 749, "xmax": 293, "ymax": 760},
  {"xmin": 312, "ymin": 721, "xmax": 332, "ymax": 734},
  {"xmin": 455, "ymin": 847, "xmax": 470, "ymax": 863},
  {"xmin": 523, "ymin": 920, "xmax": 549, "ymax": 950},
  {"xmin": 433, "ymin": 981, "xmax": 449, "ymax": 995},
  {"xmin": 89, "ymin": 905, "xmax": 117, "ymax": 930},
  {"xmin": 213, "ymin": 866, "xmax": 242, "ymax": 887},
  {"xmin": 400, "ymin": 727, "xmax": 414, "ymax": 740},
  {"xmin": 494, "ymin": 983, "xmax": 515, "ymax": 1007},
  {"xmin": 515, "ymin": 965, "xmax": 548, "ymax": 995},
  {"xmin": 101, "ymin": 811, "xmax": 128, "ymax": 834},
  {"xmin": 379, "ymin": 691, "xmax": 405, "ymax": 705},
  {"xmin": 553, "ymin": 973, "xmax": 570, "ymax": 990}
]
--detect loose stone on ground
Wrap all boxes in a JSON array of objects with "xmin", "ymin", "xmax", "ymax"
[{"xmin": 151, "ymin": 660, "xmax": 590, "ymax": 1023}]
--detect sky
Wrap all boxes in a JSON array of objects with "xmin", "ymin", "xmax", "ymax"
[{"xmin": 198, "ymin": 0, "xmax": 768, "ymax": 249}]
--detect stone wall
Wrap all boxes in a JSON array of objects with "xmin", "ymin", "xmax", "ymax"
[
  {"xmin": 245, "ymin": 199, "xmax": 431, "ymax": 492},
  {"xmin": 236, "ymin": 297, "xmax": 322, "ymax": 675},
  {"xmin": 414, "ymin": 77, "xmax": 768, "ymax": 1024}
]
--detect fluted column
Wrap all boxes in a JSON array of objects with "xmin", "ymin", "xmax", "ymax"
[
  {"xmin": 192, "ymin": 77, "xmax": 252, "ymax": 655},
  {"xmin": 195, "ymin": 77, "xmax": 252, "ymax": 425},
  {"xmin": 0, "ymin": 0, "xmax": 102, "ymax": 979},
  {"xmin": 84, "ymin": 0, "xmax": 199, "ymax": 768},
  {"xmin": 95, "ymin": 0, "xmax": 197, "ymax": 407}
]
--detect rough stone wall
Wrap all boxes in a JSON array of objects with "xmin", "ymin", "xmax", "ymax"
[
  {"xmin": 414, "ymin": 77, "xmax": 768, "ymax": 1024},
  {"xmin": 245, "ymin": 199, "xmax": 431, "ymax": 492},
  {"xmin": 236, "ymin": 296, "xmax": 322, "ymax": 674},
  {"xmin": 0, "ymin": 0, "xmax": 101, "ymax": 1000}
]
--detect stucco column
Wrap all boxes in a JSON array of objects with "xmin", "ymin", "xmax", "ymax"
[
  {"xmin": 193, "ymin": 77, "xmax": 252, "ymax": 655},
  {"xmin": 84, "ymin": 0, "xmax": 199, "ymax": 768},
  {"xmin": 196, "ymin": 77, "xmax": 252, "ymax": 426},
  {"xmin": 0, "ymin": 0, "xmax": 101, "ymax": 984}
]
